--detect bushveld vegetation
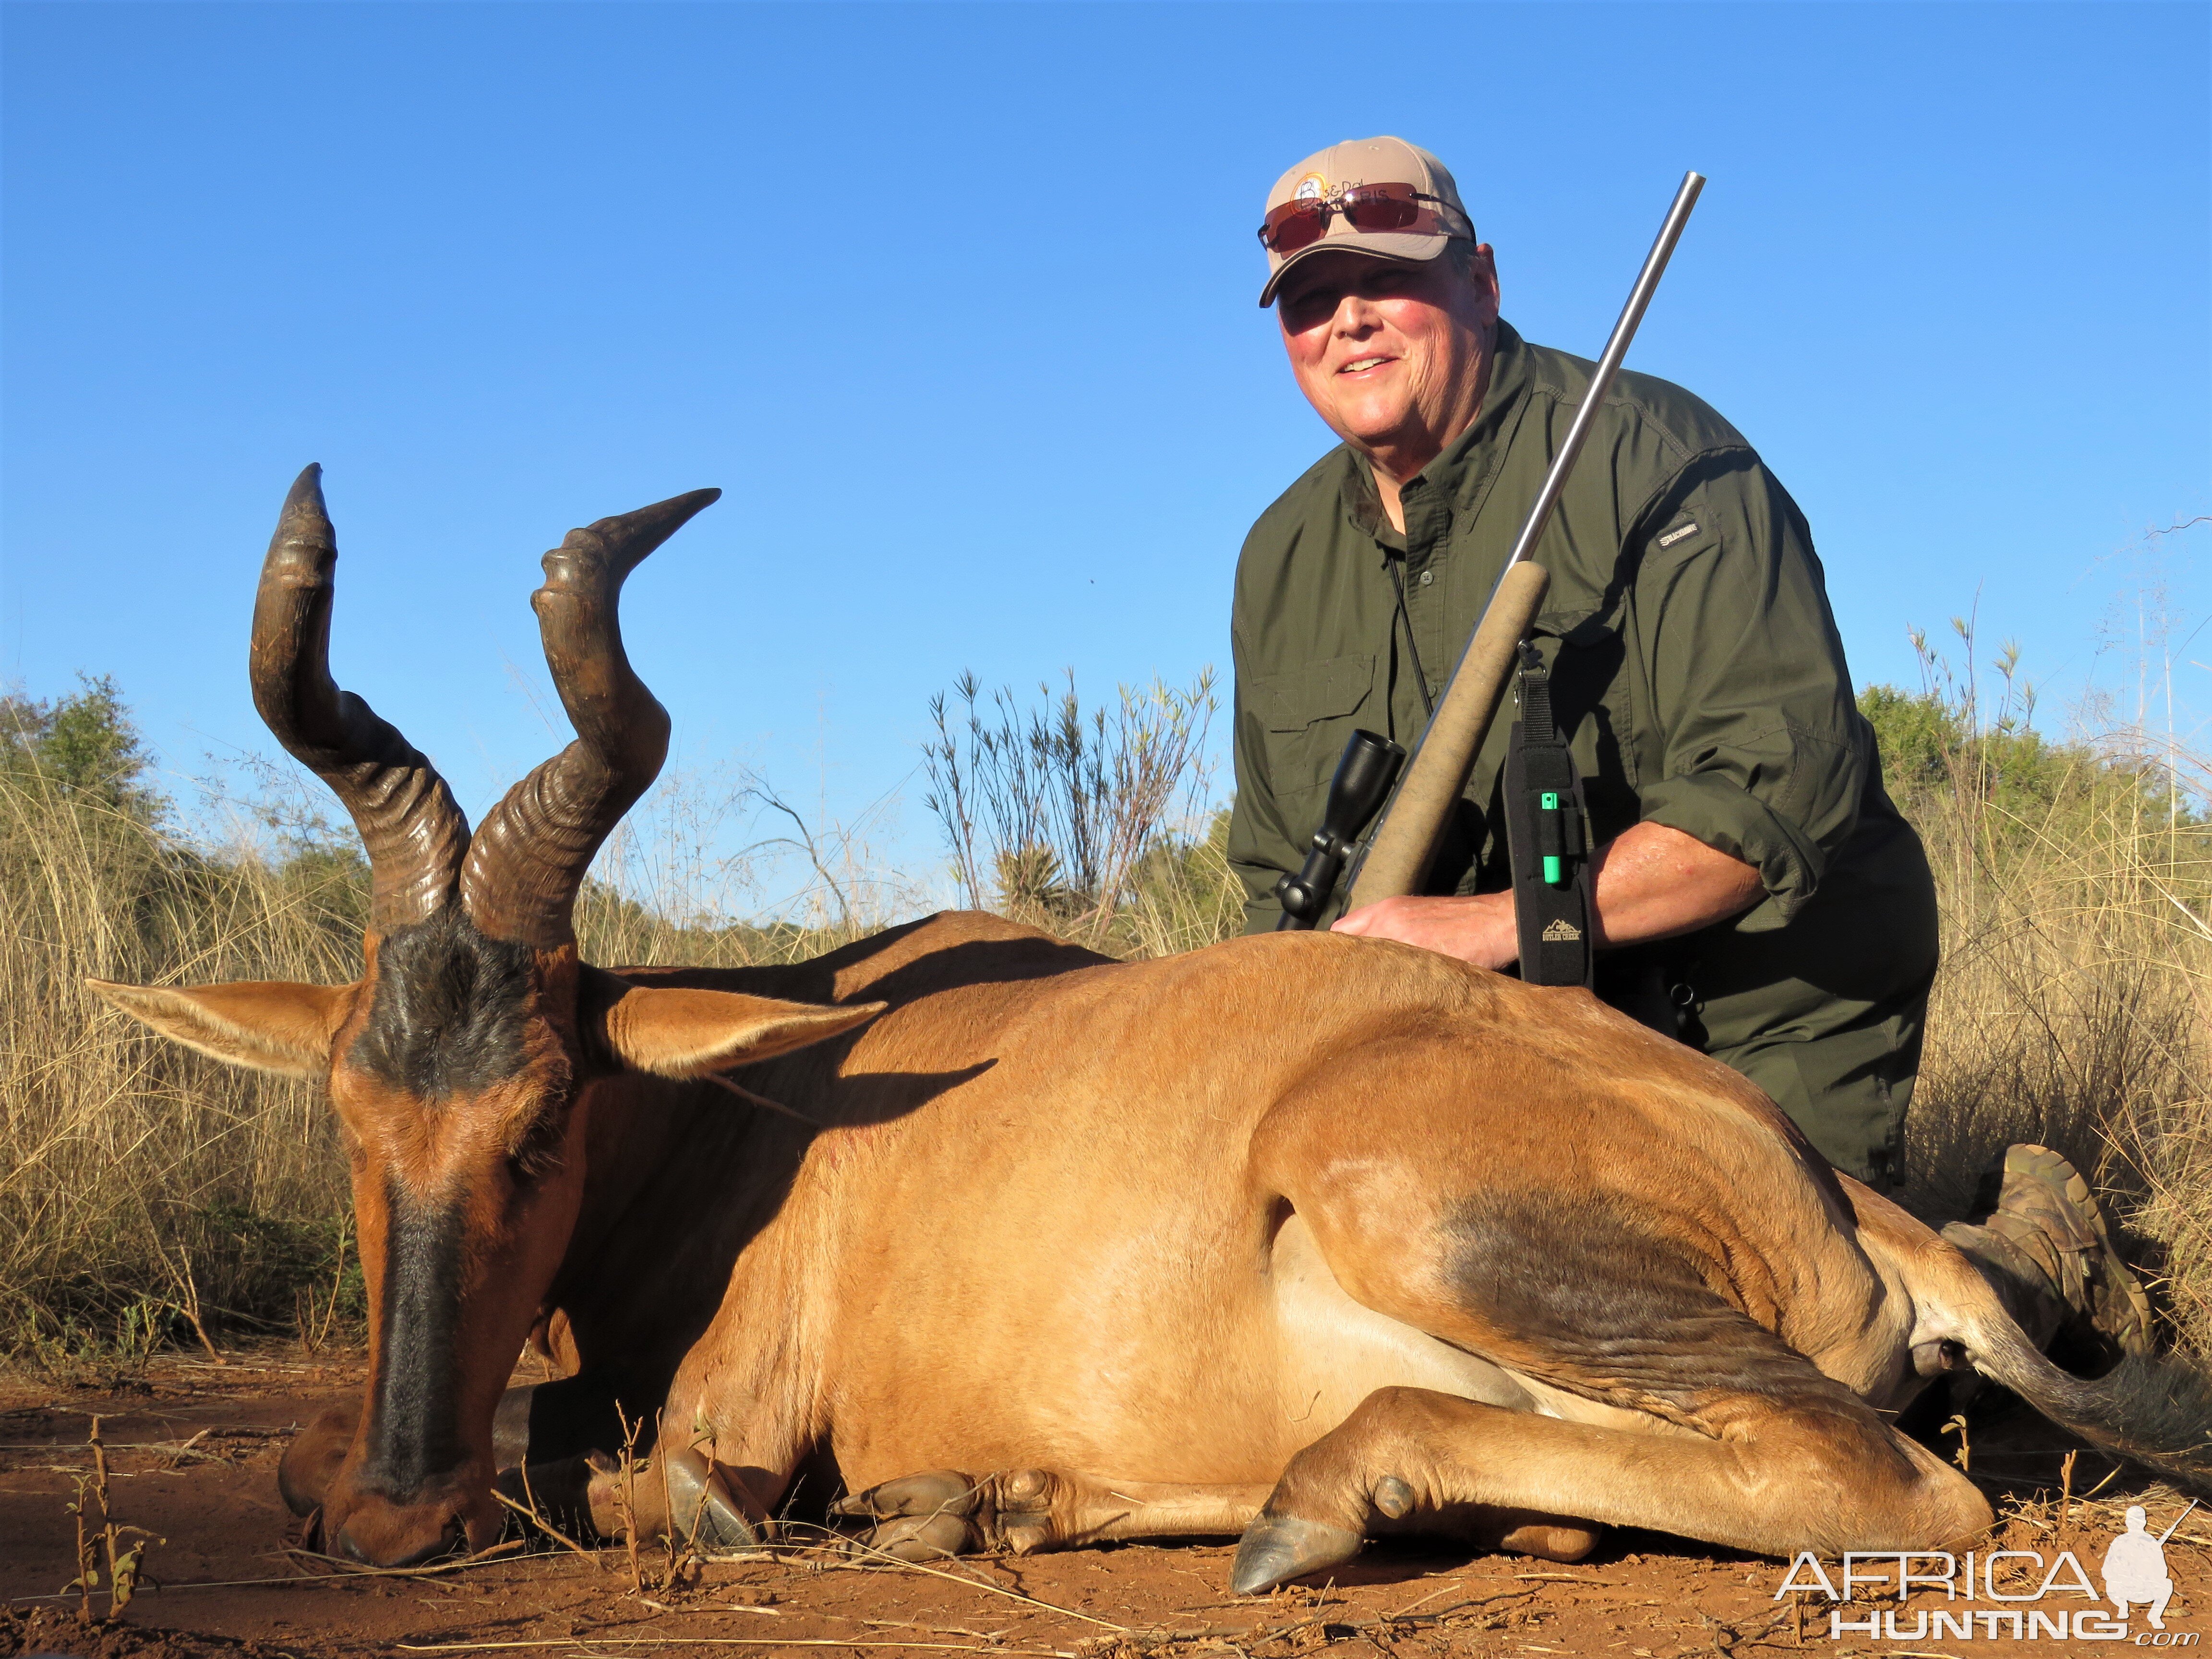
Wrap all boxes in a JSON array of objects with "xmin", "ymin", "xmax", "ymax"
[
  {"xmin": 1, "ymin": 644, "xmax": 2206, "ymax": 1369},
  {"xmin": 1877, "ymin": 628, "xmax": 2212, "ymax": 1344}
]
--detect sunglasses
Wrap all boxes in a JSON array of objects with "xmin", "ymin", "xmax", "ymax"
[{"xmin": 1257, "ymin": 182, "xmax": 1467, "ymax": 256}]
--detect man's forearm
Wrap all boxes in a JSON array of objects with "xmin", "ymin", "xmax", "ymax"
[
  {"xmin": 1330, "ymin": 821, "xmax": 1762, "ymax": 970},
  {"xmin": 1588, "ymin": 821, "xmax": 1764, "ymax": 947}
]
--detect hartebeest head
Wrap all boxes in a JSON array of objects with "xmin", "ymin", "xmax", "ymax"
[{"xmin": 90, "ymin": 467, "xmax": 878, "ymax": 1565}]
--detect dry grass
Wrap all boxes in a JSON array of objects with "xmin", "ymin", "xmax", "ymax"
[
  {"xmin": 923, "ymin": 669, "xmax": 1236, "ymax": 956},
  {"xmin": 1887, "ymin": 702, "xmax": 2212, "ymax": 1351},
  {"xmin": 2, "ymin": 655, "xmax": 2207, "ymax": 1363},
  {"xmin": 0, "ymin": 749, "xmax": 368, "ymax": 1366}
]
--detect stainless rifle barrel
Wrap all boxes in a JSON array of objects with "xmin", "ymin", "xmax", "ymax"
[{"xmin": 1487, "ymin": 168, "xmax": 1705, "ymax": 599}]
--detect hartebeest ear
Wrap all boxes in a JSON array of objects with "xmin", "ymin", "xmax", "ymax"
[
  {"xmin": 85, "ymin": 978, "xmax": 356, "ymax": 1080},
  {"xmin": 583, "ymin": 969, "xmax": 886, "ymax": 1079}
]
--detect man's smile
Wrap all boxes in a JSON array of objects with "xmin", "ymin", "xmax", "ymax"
[{"xmin": 1339, "ymin": 355, "xmax": 1395, "ymax": 375}]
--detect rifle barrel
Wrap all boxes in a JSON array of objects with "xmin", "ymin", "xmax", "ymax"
[
  {"xmin": 1492, "ymin": 168, "xmax": 1705, "ymax": 593},
  {"xmin": 2157, "ymin": 1497, "xmax": 2200, "ymax": 1544}
]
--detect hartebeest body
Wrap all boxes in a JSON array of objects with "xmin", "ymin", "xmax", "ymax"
[{"xmin": 97, "ymin": 472, "xmax": 2212, "ymax": 1590}]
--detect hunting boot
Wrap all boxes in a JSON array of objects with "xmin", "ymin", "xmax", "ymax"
[{"xmin": 1941, "ymin": 1144, "xmax": 2155, "ymax": 1358}]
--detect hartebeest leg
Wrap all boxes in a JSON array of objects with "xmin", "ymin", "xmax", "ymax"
[
  {"xmin": 562, "ymin": 1443, "xmax": 767, "ymax": 1550},
  {"xmin": 832, "ymin": 1469, "xmax": 1275, "ymax": 1560},
  {"xmin": 834, "ymin": 1466, "xmax": 1597, "ymax": 1565},
  {"xmin": 278, "ymin": 1397, "xmax": 363, "ymax": 1518},
  {"xmin": 1230, "ymin": 1384, "xmax": 1992, "ymax": 1594},
  {"xmin": 491, "ymin": 1374, "xmax": 628, "ymax": 1469}
]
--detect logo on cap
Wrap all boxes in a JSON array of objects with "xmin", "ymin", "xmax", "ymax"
[{"xmin": 1294, "ymin": 174, "xmax": 1327, "ymax": 201}]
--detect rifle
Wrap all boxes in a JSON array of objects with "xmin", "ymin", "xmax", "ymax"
[
  {"xmin": 1274, "ymin": 170, "xmax": 1707, "ymax": 974},
  {"xmin": 2156, "ymin": 1498, "xmax": 2199, "ymax": 1545}
]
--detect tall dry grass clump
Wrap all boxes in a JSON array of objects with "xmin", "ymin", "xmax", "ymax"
[
  {"xmin": 576, "ymin": 766, "xmax": 926, "ymax": 971},
  {"xmin": 1875, "ymin": 635, "xmax": 2212, "ymax": 1353},
  {"xmin": 0, "ymin": 683, "xmax": 365, "ymax": 1362},
  {"xmin": 922, "ymin": 667, "xmax": 1242, "ymax": 956}
]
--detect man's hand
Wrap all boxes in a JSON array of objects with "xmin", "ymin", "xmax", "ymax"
[
  {"xmin": 1330, "ymin": 890, "xmax": 1520, "ymax": 970},
  {"xmin": 1329, "ymin": 822, "xmax": 1764, "ymax": 971}
]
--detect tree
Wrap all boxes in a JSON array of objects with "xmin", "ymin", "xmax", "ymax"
[{"xmin": 0, "ymin": 673, "xmax": 163, "ymax": 823}]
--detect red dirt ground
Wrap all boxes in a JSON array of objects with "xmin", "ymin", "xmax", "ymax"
[{"xmin": 1, "ymin": 1348, "xmax": 2202, "ymax": 1659}]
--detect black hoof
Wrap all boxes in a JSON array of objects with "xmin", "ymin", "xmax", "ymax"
[
  {"xmin": 495, "ymin": 1455, "xmax": 601, "ymax": 1543},
  {"xmin": 664, "ymin": 1446, "xmax": 758, "ymax": 1550},
  {"xmin": 1229, "ymin": 1512, "xmax": 1363, "ymax": 1595},
  {"xmin": 871, "ymin": 1511, "xmax": 974, "ymax": 1560},
  {"xmin": 832, "ymin": 1470, "xmax": 981, "ymax": 1522}
]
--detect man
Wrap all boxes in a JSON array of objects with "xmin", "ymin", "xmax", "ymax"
[
  {"xmin": 2101, "ymin": 1505, "xmax": 2178, "ymax": 1630},
  {"xmin": 1226, "ymin": 137, "xmax": 2150, "ymax": 1354}
]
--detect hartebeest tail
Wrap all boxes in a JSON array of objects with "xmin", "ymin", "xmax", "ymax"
[{"xmin": 1966, "ymin": 1324, "xmax": 2212, "ymax": 1496}]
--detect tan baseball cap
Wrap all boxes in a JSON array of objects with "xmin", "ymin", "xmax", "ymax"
[{"xmin": 1257, "ymin": 136, "xmax": 1473, "ymax": 308}]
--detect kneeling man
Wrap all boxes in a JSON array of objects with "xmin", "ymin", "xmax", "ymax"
[{"xmin": 1226, "ymin": 137, "xmax": 2147, "ymax": 1354}]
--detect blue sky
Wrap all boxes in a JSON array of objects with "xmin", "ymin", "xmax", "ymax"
[{"xmin": 4, "ymin": 2, "xmax": 2207, "ymax": 904}]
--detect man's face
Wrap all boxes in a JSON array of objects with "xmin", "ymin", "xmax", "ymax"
[{"xmin": 1275, "ymin": 245, "xmax": 1500, "ymax": 468}]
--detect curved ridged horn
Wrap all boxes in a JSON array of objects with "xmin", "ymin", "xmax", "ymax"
[
  {"xmin": 460, "ymin": 489, "xmax": 721, "ymax": 947},
  {"xmin": 251, "ymin": 464, "xmax": 471, "ymax": 933}
]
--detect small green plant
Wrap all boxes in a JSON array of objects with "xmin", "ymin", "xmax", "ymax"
[
  {"xmin": 113, "ymin": 1297, "xmax": 168, "ymax": 1369},
  {"xmin": 61, "ymin": 1417, "xmax": 164, "ymax": 1621}
]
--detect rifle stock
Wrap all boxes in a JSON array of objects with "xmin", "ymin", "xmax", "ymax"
[{"xmin": 1344, "ymin": 561, "xmax": 1549, "ymax": 910}]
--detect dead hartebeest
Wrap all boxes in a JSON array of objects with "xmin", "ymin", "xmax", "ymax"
[{"xmin": 96, "ymin": 469, "xmax": 2211, "ymax": 1588}]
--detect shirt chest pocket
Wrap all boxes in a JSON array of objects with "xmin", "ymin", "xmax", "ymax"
[
  {"xmin": 1253, "ymin": 653, "xmax": 1378, "ymax": 819},
  {"xmin": 1524, "ymin": 605, "xmax": 1638, "ymax": 821}
]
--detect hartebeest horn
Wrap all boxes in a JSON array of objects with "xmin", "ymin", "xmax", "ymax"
[
  {"xmin": 251, "ymin": 464, "xmax": 471, "ymax": 933},
  {"xmin": 460, "ymin": 488, "xmax": 721, "ymax": 947}
]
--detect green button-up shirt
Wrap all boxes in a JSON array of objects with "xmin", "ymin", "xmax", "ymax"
[{"xmin": 1227, "ymin": 322, "xmax": 1930, "ymax": 1023}]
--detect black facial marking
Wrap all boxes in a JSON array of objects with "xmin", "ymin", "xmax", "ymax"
[
  {"xmin": 352, "ymin": 908, "xmax": 536, "ymax": 1098},
  {"xmin": 360, "ymin": 1178, "xmax": 468, "ymax": 1493}
]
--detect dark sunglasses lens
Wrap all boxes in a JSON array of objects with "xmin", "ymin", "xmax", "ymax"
[
  {"xmin": 1343, "ymin": 184, "xmax": 1420, "ymax": 232},
  {"xmin": 1263, "ymin": 201, "xmax": 1329, "ymax": 254}
]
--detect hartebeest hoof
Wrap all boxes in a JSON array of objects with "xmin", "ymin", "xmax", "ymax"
[
  {"xmin": 661, "ymin": 1444, "xmax": 760, "ymax": 1550},
  {"xmin": 1488, "ymin": 1515, "xmax": 1601, "ymax": 1561},
  {"xmin": 870, "ymin": 1512, "xmax": 974, "ymax": 1561},
  {"xmin": 494, "ymin": 1455, "xmax": 602, "ymax": 1544},
  {"xmin": 833, "ymin": 1470, "xmax": 985, "ymax": 1560},
  {"xmin": 278, "ymin": 1399, "xmax": 362, "ymax": 1518},
  {"xmin": 575, "ymin": 1444, "xmax": 764, "ymax": 1551},
  {"xmin": 832, "ymin": 1468, "xmax": 1069, "ymax": 1558},
  {"xmin": 1228, "ymin": 1512, "xmax": 1363, "ymax": 1595}
]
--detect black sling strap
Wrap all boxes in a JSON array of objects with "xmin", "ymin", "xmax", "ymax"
[{"xmin": 1502, "ymin": 640, "xmax": 1595, "ymax": 987}]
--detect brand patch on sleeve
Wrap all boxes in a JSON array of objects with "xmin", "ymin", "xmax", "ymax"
[{"xmin": 1656, "ymin": 521, "xmax": 1701, "ymax": 549}]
